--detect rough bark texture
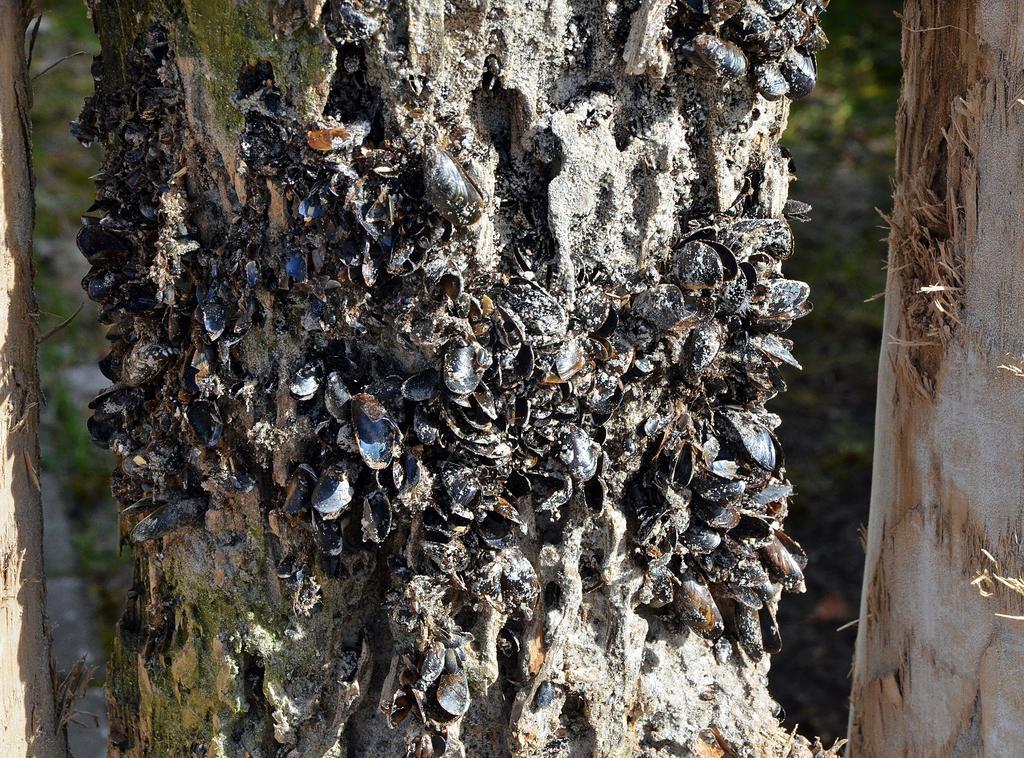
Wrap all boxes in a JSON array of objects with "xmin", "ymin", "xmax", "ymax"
[
  {"xmin": 0, "ymin": 2, "xmax": 67, "ymax": 755},
  {"xmin": 850, "ymin": 2, "xmax": 1024, "ymax": 755},
  {"xmin": 78, "ymin": 0, "xmax": 829, "ymax": 755}
]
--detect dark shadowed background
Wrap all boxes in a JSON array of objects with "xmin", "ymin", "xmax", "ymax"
[{"xmin": 27, "ymin": 1, "xmax": 899, "ymax": 751}]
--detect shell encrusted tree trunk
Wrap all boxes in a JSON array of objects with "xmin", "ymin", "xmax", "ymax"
[
  {"xmin": 1, "ymin": 2, "xmax": 67, "ymax": 755},
  {"xmin": 850, "ymin": 3, "xmax": 1024, "ymax": 755},
  {"xmin": 79, "ymin": 0, "xmax": 829, "ymax": 755}
]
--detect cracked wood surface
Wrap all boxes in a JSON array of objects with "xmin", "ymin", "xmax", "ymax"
[{"xmin": 850, "ymin": 2, "xmax": 1024, "ymax": 755}]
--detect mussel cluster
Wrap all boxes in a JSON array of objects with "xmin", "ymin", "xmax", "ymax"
[
  {"xmin": 76, "ymin": 30, "xmax": 220, "ymax": 530},
  {"xmin": 77, "ymin": 4, "xmax": 813, "ymax": 753},
  {"xmin": 625, "ymin": 218, "xmax": 811, "ymax": 660},
  {"xmin": 677, "ymin": 0, "xmax": 827, "ymax": 100}
]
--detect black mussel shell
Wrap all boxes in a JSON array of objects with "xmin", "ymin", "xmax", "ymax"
[
  {"xmin": 441, "ymin": 463, "xmax": 481, "ymax": 510},
  {"xmin": 443, "ymin": 342, "xmax": 484, "ymax": 396},
  {"xmin": 290, "ymin": 364, "xmax": 320, "ymax": 400},
  {"xmin": 362, "ymin": 489, "xmax": 393, "ymax": 543},
  {"xmin": 130, "ymin": 498, "xmax": 205, "ymax": 544},
  {"xmin": 311, "ymin": 471, "xmax": 354, "ymax": 520},
  {"xmin": 533, "ymin": 681, "xmax": 557, "ymax": 709},
  {"xmin": 675, "ymin": 573, "xmax": 724, "ymax": 639},
  {"xmin": 683, "ymin": 523, "xmax": 722, "ymax": 554},
  {"xmin": 689, "ymin": 33, "xmax": 747, "ymax": 79},
  {"xmin": 284, "ymin": 464, "xmax": 317, "ymax": 515},
  {"xmin": 76, "ymin": 224, "xmax": 130, "ymax": 263},
  {"xmin": 780, "ymin": 49, "xmax": 817, "ymax": 99},
  {"xmin": 351, "ymin": 393, "xmax": 399, "ymax": 470},
  {"xmin": 416, "ymin": 642, "xmax": 446, "ymax": 690},
  {"xmin": 673, "ymin": 240, "xmax": 725, "ymax": 290},
  {"xmin": 732, "ymin": 602, "xmax": 765, "ymax": 660},
  {"xmin": 186, "ymin": 400, "xmax": 222, "ymax": 447},
  {"xmin": 435, "ymin": 670, "xmax": 470, "ymax": 717},
  {"xmin": 403, "ymin": 370, "xmax": 440, "ymax": 402},
  {"xmin": 754, "ymin": 62, "xmax": 789, "ymax": 100},
  {"xmin": 716, "ymin": 409, "xmax": 778, "ymax": 472},
  {"xmin": 423, "ymin": 146, "xmax": 485, "ymax": 228},
  {"xmin": 324, "ymin": 373, "xmax": 352, "ymax": 419},
  {"xmin": 633, "ymin": 285, "xmax": 703, "ymax": 331},
  {"xmin": 560, "ymin": 425, "xmax": 600, "ymax": 481}
]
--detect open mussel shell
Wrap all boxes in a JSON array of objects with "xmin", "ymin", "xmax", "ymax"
[
  {"xmin": 674, "ymin": 573, "xmax": 724, "ymax": 639},
  {"xmin": 387, "ymin": 687, "xmax": 415, "ymax": 728},
  {"xmin": 435, "ymin": 670, "xmax": 470, "ymax": 717},
  {"xmin": 129, "ymin": 497, "xmax": 205, "ymax": 544},
  {"xmin": 183, "ymin": 347, "xmax": 215, "ymax": 393},
  {"xmin": 478, "ymin": 510, "xmax": 513, "ymax": 549},
  {"xmin": 775, "ymin": 529, "xmax": 807, "ymax": 568},
  {"xmin": 715, "ymin": 409, "xmax": 779, "ymax": 472},
  {"xmin": 754, "ymin": 333, "xmax": 802, "ymax": 369},
  {"xmin": 324, "ymin": 373, "xmax": 352, "ymax": 419},
  {"xmin": 290, "ymin": 364, "xmax": 320, "ymax": 400},
  {"xmin": 760, "ymin": 532, "xmax": 806, "ymax": 590},
  {"xmin": 361, "ymin": 489, "xmax": 393, "ymax": 543},
  {"xmin": 311, "ymin": 470, "xmax": 354, "ymax": 520},
  {"xmin": 351, "ymin": 393, "xmax": 399, "ymax": 469},
  {"xmin": 584, "ymin": 460, "xmax": 608, "ymax": 512}
]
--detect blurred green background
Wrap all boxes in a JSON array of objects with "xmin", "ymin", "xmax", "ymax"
[
  {"xmin": 771, "ymin": 1, "xmax": 899, "ymax": 743},
  {"xmin": 28, "ymin": 0, "xmax": 899, "ymax": 750}
]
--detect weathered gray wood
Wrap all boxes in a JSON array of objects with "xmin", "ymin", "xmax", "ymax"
[
  {"xmin": 0, "ymin": 2, "xmax": 67, "ymax": 755},
  {"xmin": 850, "ymin": 2, "xmax": 1024, "ymax": 755}
]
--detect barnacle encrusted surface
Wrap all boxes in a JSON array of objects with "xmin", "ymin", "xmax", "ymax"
[{"xmin": 78, "ymin": 1, "xmax": 825, "ymax": 755}]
